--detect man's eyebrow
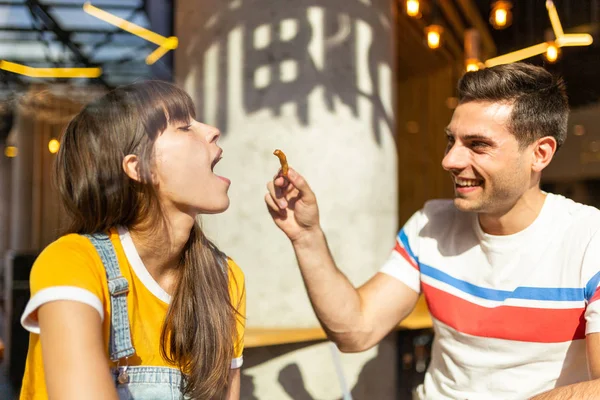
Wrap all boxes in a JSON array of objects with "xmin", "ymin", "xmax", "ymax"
[
  {"xmin": 463, "ymin": 134, "xmax": 493, "ymax": 141},
  {"xmin": 445, "ymin": 128, "xmax": 493, "ymax": 142}
]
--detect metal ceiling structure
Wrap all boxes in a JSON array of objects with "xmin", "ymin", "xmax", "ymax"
[
  {"xmin": 0, "ymin": 0, "xmax": 599, "ymax": 108},
  {"xmin": 0, "ymin": 0, "xmax": 173, "ymax": 99}
]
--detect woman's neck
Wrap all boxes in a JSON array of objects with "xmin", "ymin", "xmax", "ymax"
[{"xmin": 129, "ymin": 211, "xmax": 196, "ymax": 294}]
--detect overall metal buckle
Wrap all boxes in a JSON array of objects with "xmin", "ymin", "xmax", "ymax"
[{"xmin": 116, "ymin": 356, "xmax": 130, "ymax": 384}]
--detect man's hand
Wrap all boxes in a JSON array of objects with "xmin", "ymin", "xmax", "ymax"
[{"xmin": 265, "ymin": 168, "xmax": 320, "ymax": 244}]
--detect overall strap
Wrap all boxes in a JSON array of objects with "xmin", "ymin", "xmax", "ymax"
[{"xmin": 84, "ymin": 233, "xmax": 135, "ymax": 361}]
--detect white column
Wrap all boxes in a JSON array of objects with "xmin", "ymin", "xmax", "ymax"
[{"xmin": 176, "ymin": 0, "xmax": 397, "ymax": 398}]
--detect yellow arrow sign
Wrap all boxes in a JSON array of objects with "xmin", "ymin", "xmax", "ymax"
[
  {"xmin": 83, "ymin": 2, "xmax": 178, "ymax": 65},
  {"xmin": 0, "ymin": 60, "xmax": 102, "ymax": 78}
]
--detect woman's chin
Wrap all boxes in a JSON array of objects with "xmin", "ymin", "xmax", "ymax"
[{"xmin": 199, "ymin": 198, "xmax": 230, "ymax": 215}]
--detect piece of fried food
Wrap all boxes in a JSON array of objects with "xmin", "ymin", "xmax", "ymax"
[{"xmin": 273, "ymin": 149, "xmax": 288, "ymax": 177}]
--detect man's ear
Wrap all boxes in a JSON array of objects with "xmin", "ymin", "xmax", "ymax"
[
  {"xmin": 123, "ymin": 154, "xmax": 141, "ymax": 182},
  {"xmin": 531, "ymin": 136, "xmax": 557, "ymax": 173}
]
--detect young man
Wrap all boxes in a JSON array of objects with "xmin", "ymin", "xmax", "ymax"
[{"xmin": 265, "ymin": 62, "xmax": 600, "ymax": 399}]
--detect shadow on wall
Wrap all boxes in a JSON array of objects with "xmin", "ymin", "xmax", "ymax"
[
  {"xmin": 276, "ymin": 358, "xmax": 389, "ymax": 400},
  {"xmin": 240, "ymin": 341, "xmax": 320, "ymax": 400},
  {"xmin": 240, "ymin": 333, "xmax": 404, "ymax": 400},
  {"xmin": 278, "ymin": 364, "xmax": 321, "ymax": 400},
  {"xmin": 177, "ymin": 0, "xmax": 395, "ymax": 145}
]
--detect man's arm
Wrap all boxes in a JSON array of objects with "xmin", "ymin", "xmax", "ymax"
[
  {"xmin": 266, "ymin": 169, "xmax": 419, "ymax": 352},
  {"xmin": 530, "ymin": 333, "xmax": 600, "ymax": 399}
]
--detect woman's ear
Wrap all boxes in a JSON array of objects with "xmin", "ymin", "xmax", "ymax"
[{"xmin": 122, "ymin": 154, "xmax": 141, "ymax": 182}]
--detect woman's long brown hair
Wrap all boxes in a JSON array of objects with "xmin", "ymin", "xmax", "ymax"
[{"xmin": 55, "ymin": 81, "xmax": 239, "ymax": 398}]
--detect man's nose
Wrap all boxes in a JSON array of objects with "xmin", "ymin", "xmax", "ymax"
[{"xmin": 442, "ymin": 144, "xmax": 468, "ymax": 172}]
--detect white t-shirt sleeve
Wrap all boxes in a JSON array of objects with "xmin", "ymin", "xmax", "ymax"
[
  {"xmin": 20, "ymin": 235, "xmax": 108, "ymax": 334},
  {"xmin": 379, "ymin": 209, "xmax": 423, "ymax": 294},
  {"xmin": 21, "ymin": 286, "xmax": 104, "ymax": 334},
  {"xmin": 231, "ymin": 356, "xmax": 243, "ymax": 369},
  {"xmin": 582, "ymin": 230, "xmax": 600, "ymax": 335}
]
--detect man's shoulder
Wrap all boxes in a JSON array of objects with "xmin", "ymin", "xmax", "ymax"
[
  {"xmin": 422, "ymin": 198, "xmax": 457, "ymax": 214},
  {"xmin": 545, "ymin": 194, "xmax": 600, "ymax": 246},
  {"xmin": 409, "ymin": 198, "xmax": 471, "ymax": 235},
  {"xmin": 549, "ymin": 193, "xmax": 600, "ymax": 226},
  {"xmin": 420, "ymin": 199, "xmax": 465, "ymax": 223}
]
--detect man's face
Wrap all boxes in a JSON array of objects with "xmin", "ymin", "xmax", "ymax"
[{"xmin": 442, "ymin": 101, "xmax": 534, "ymax": 215}]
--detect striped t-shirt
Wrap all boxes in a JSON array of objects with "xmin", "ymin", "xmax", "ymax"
[{"xmin": 381, "ymin": 193, "xmax": 600, "ymax": 399}]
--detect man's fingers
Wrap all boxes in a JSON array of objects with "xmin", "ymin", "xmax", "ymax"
[
  {"xmin": 266, "ymin": 180, "xmax": 275, "ymax": 196},
  {"xmin": 265, "ymin": 201, "xmax": 287, "ymax": 220},
  {"xmin": 270, "ymin": 174, "xmax": 296, "ymax": 204},
  {"xmin": 273, "ymin": 174, "xmax": 290, "ymax": 188},
  {"xmin": 286, "ymin": 168, "xmax": 316, "ymax": 204},
  {"xmin": 268, "ymin": 180, "xmax": 299, "ymax": 210},
  {"xmin": 269, "ymin": 167, "xmax": 310, "ymax": 207},
  {"xmin": 266, "ymin": 180, "xmax": 284, "ymax": 202},
  {"xmin": 264, "ymin": 193, "xmax": 287, "ymax": 215}
]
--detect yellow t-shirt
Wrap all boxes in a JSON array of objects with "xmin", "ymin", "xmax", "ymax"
[{"xmin": 19, "ymin": 227, "xmax": 245, "ymax": 400}]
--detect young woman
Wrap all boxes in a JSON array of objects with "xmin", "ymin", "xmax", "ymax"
[{"xmin": 19, "ymin": 81, "xmax": 245, "ymax": 400}]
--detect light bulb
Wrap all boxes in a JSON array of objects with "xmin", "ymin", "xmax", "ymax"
[
  {"xmin": 490, "ymin": 1, "xmax": 512, "ymax": 30},
  {"xmin": 545, "ymin": 43, "xmax": 559, "ymax": 63},
  {"xmin": 494, "ymin": 9, "xmax": 507, "ymax": 27},
  {"xmin": 48, "ymin": 139, "xmax": 60, "ymax": 154},
  {"xmin": 4, "ymin": 146, "xmax": 17, "ymax": 157},
  {"xmin": 425, "ymin": 25, "xmax": 443, "ymax": 50},
  {"xmin": 406, "ymin": 0, "xmax": 420, "ymax": 17},
  {"xmin": 466, "ymin": 59, "xmax": 480, "ymax": 72}
]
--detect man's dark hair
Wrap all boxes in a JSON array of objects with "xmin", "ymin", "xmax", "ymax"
[{"xmin": 458, "ymin": 62, "xmax": 569, "ymax": 149}]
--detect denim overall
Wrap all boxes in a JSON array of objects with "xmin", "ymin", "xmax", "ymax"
[{"xmin": 85, "ymin": 233, "xmax": 186, "ymax": 400}]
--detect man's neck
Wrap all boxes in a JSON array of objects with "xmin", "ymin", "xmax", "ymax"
[{"xmin": 478, "ymin": 188, "xmax": 547, "ymax": 236}]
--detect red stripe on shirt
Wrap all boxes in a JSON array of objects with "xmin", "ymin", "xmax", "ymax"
[
  {"xmin": 394, "ymin": 241, "xmax": 419, "ymax": 271},
  {"xmin": 590, "ymin": 287, "xmax": 600, "ymax": 304},
  {"xmin": 422, "ymin": 282, "xmax": 586, "ymax": 343}
]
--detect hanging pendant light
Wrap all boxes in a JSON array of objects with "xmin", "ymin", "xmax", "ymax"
[
  {"xmin": 490, "ymin": 1, "xmax": 513, "ymax": 30},
  {"xmin": 406, "ymin": 0, "xmax": 421, "ymax": 18},
  {"xmin": 425, "ymin": 24, "xmax": 443, "ymax": 49}
]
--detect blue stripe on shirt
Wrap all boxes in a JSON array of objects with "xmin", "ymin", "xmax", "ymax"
[
  {"xmin": 421, "ymin": 263, "xmax": 585, "ymax": 302},
  {"xmin": 585, "ymin": 270, "xmax": 600, "ymax": 301},
  {"xmin": 398, "ymin": 229, "xmax": 419, "ymax": 264}
]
